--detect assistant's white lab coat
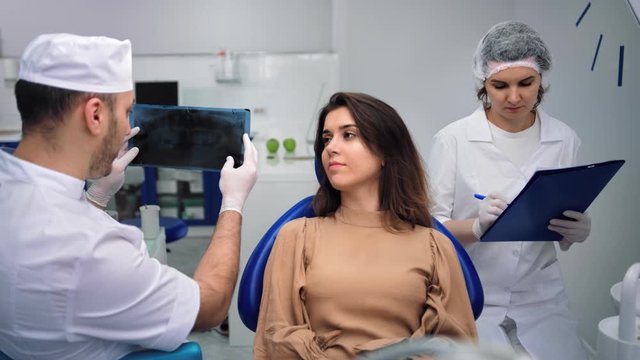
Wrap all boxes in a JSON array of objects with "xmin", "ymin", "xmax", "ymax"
[
  {"xmin": 0, "ymin": 150, "xmax": 199, "ymax": 360},
  {"xmin": 427, "ymin": 107, "xmax": 587, "ymax": 360}
]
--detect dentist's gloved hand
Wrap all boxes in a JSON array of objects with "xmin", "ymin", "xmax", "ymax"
[
  {"xmin": 86, "ymin": 127, "xmax": 140, "ymax": 208},
  {"xmin": 219, "ymin": 134, "xmax": 258, "ymax": 215},
  {"xmin": 472, "ymin": 192, "xmax": 509, "ymax": 240},
  {"xmin": 549, "ymin": 210, "xmax": 591, "ymax": 251}
]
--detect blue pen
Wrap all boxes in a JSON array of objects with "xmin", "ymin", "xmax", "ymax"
[{"xmin": 474, "ymin": 193, "xmax": 511, "ymax": 206}]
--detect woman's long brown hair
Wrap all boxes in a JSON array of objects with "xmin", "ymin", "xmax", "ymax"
[{"xmin": 312, "ymin": 92, "xmax": 432, "ymax": 231}]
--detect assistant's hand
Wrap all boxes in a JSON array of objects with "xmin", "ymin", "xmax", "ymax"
[
  {"xmin": 219, "ymin": 134, "xmax": 258, "ymax": 215},
  {"xmin": 86, "ymin": 127, "xmax": 140, "ymax": 208},
  {"xmin": 549, "ymin": 210, "xmax": 591, "ymax": 251},
  {"xmin": 472, "ymin": 192, "xmax": 508, "ymax": 240}
]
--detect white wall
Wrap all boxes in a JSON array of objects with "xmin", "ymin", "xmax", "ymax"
[
  {"xmin": 131, "ymin": 53, "xmax": 338, "ymax": 151},
  {"xmin": 0, "ymin": 0, "xmax": 332, "ymax": 56},
  {"xmin": 515, "ymin": 0, "xmax": 640, "ymax": 348},
  {"xmin": 0, "ymin": 0, "xmax": 332, "ymax": 137},
  {"xmin": 336, "ymin": 0, "xmax": 639, "ymax": 351},
  {"xmin": 333, "ymin": 0, "xmax": 515, "ymax": 155}
]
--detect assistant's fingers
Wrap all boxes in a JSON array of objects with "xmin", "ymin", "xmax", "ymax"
[
  {"xmin": 548, "ymin": 217, "xmax": 589, "ymax": 229},
  {"xmin": 490, "ymin": 199, "xmax": 508, "ymax": 211},
  {"xmin": 548, "ymin": 224, "xmax": 579, "ymax": 237},
  {"xmin": 488, "ymin": 192, "xmax": 508, "ymax": 203},
  {"xmin": 562, "ymin": 210, "xmax": 590, "ymax": 222},
  {"xmin": 559, "ymin": 239, "xmax": 572, "ymax": 251}
]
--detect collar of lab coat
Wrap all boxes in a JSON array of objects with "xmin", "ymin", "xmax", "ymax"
[
  {"xmin": 466, "ymin": 106, "xmax": 565, "ymax": 143},
  {"xmin": 0, "ymin": 150, "xmax": 86, "ymax": 201}
]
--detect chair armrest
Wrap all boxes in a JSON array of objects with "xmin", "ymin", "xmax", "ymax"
[{"xmin": 120, "ymin": 341, "xmax": 202, "ymax": 360}]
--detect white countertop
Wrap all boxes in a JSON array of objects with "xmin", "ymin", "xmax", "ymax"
[{"xmin": 256, "ymin": 154, "xmax": 317, "ymax": 182}]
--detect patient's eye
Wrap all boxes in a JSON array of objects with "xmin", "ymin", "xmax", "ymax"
[
  {"xmin": 343, "ymin": 131, "xmax": 356, "ymax": 140},
  {"xmin": 321, "ymin": 135, "xmax": 332, "ymax": 146}
]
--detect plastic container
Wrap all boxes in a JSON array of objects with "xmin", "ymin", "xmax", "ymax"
[{"xmin": 140, "ymin": 205, "xmax": 161, "ymax": 239}]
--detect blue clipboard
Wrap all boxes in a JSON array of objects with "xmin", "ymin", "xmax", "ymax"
[{"xmin": 481, "ymin": 160, "xmax": 625, "ymax": 242}]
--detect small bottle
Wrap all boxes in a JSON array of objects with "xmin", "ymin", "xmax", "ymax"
[{"xmin": 216, "ymin": 49, "xmax": 239, "ymax": 83}]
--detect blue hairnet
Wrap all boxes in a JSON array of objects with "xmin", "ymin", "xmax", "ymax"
[{"xmin": 472, "ymin": 21, "xmax": 551, "ymax": 81}]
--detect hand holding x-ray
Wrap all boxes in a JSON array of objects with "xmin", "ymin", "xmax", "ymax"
[
  {"xmin": 218, "ymin": 134, "xmax": 258, "ymax": 215},
  {"xmin": 86, "ymin": 127, "xmax": 140, "ymax": 207}
]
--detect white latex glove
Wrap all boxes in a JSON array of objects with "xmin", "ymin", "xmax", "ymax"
[
  {"xmin": 548, "ymin": 210, "xmax": 591, "ymax": 251},
  {"xmin": 219, "ymin": 134, "xmax": 258, "ymax": 215},
  {"xmin": 472, "ymin": 192, "xmax": 509, "ymax": 240},
  {"xmin": 86, "ymin": 127, "xmax": 140, "ymax": 208}
]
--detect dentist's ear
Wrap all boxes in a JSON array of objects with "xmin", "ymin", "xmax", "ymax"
[{"xmin": 84, "ymin": 97, "xmax": 104, "ymax": 135}]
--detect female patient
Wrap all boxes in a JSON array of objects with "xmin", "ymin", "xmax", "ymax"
[{"xmin": 253, "ymin": 92, "xmax": 476, "ymax": 359}]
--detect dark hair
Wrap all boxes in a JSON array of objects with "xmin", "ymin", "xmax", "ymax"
[
  {"xmin": 15, "ymin": 79, "xmax": 115, "ymax": 136},
  {"xmin": 477, "ymin": 83, "xmax": 547, "ymax": 110},
  {"xmin": 312, "ymin": 92, "xmax": 432, "ymax": 231}
]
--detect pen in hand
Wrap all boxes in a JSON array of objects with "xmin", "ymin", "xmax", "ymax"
[{"xmin": 474, "ymin": 193, "xmax": 510, "ymax": 206}]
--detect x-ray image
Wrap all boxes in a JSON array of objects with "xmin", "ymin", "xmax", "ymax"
[{"xmin": 129, "ymin": 104, "xmax": 250, "ymax": 170}]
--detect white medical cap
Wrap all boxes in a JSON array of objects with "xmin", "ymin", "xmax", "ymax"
[
  {"xmin": 472, "ymin": 21, "xmax": 551, "ymax": 81},
  {"xmin": 18, "ymin": 33, "xmax": 133, "ymax": 93}
]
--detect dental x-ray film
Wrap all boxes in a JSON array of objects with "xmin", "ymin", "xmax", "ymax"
[{"xmin": 129, "ymin": 104, "xmax": 250, "ymax": 170}]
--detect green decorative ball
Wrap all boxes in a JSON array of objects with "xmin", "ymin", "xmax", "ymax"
[
  {"xmin": 283, "ymin": 138, "xmax": 296, "ymax": 153},
  {"xmin": 266, "ymin": 138, "xmax": 279, "ymax": 154}
]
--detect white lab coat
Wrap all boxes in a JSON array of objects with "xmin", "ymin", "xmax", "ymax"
[
  {"xmin": 427, "ymin": 107, "xmax": 587, "ymax": 360},
  {"xmin": 0, "ymin": 150, "xmax": 199, "ymax": 360}
]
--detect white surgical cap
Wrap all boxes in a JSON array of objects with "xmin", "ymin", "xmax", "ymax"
[
  {"xmin": 472, "ymin": 21, "xmax": 551, "ymax": 81},
  {"xmin": 18, "ymin": 33, "xmax": 133, "ymax": 93}
]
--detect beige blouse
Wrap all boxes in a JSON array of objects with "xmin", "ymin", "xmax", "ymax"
[{"xmin": 253, "ymin": 206, "xmax": 477, "ymax": 359}]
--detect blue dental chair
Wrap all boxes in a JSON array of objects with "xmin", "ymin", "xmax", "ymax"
[{"xmin": 237, "ymin": 195, "xmax": 485, "ymax": 332}]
